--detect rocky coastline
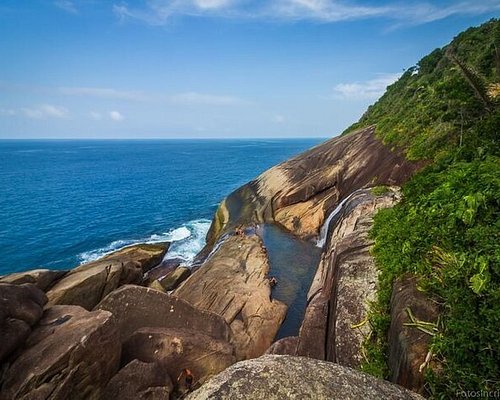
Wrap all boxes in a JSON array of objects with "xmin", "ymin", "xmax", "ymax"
[{"xmin": 0, "ymin": 126, "xmax": 434, "ymax": 399}]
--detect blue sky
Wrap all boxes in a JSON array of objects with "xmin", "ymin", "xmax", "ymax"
[{"xmin": 0, "ymin": 1, "xmax": 498, "ymax": 138}]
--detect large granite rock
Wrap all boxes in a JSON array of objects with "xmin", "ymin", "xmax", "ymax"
[
  {"xmin": 206, "ymin": 126, "xmax": 423, "ymax": 246},
  {"xmin": 46, "ymin": 243, "xmax": 168, "ymax": 309},
  {"xmin": 103, "ymin": 359, "xmax": 174, "ymax": 400},
  {"xmin": 270, "ymin": 189, "xmax": 400, "ymax": 368},
  {"xmin": 174, "ymin": 234, "xmax": 287, "ymax": 360},
  {"xmin": 186, "ymin": 355, "xmax": 424, "ymax": 400},
  {"xmin": 0, "ymin": 305, "xmax": 120, "ymax": 400},
  {"xmin": 95, "ymin": 285, "xmax": 231, "ymax": 343},
  {"xmin": 122, "ymin": 327, "xmax": 235, "ymax": 388},
  {"xmin": 0, "ymin": 269, "xmax": 67, "ymax": 291},
  {"xmin": 160, "ymin": 266, "xmax": 191, "ymax": 291},
  {"xmin": 388, "ymin": 274, "xmax": 440, "ymax": 393},
  {"xmin": 0, "ymin": 283, "xmax": 47, "ymax": 364}
]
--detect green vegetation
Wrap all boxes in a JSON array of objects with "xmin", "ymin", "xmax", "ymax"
[
  {"xmin": 370, "ymin": 185, "xmax": 391, "ymax": 196},
  {"xmin": 348, "ymin": 19, "xmax": 500, "ymax": 398}
]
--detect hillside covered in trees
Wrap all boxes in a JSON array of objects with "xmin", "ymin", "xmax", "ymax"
[{"xmin": 344, "ymin": 19, "xmax": 499, "ymax": 398}]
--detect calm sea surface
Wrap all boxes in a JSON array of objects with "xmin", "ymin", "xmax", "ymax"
[{"xmin": 0, "ymin": 139, "xmax": 322, "ymax": 274}]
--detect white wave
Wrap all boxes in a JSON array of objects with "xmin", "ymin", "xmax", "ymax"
[{"xmin": 77, "ymin": 219, "xmax": 211, "ymax": 265}]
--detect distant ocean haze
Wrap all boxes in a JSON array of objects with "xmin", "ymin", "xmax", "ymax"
[{"xmin": 0, "ymin": 138, "xmax": 322, "ymax": 274}]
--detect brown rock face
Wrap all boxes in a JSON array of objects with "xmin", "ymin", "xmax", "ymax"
[
  {"xmin": 0, "ymin": 305, "xmax": 120, "ymax": 400},
  {"xmin": 174, "ymin": 234, "xmax": 287, "ymax": 360},
  {"xmin": 0, "ymin": 283, "xmax": 47, "ymax": 364},
  {"xmin": 206, "ymin": 126, "xmax": 423, "ymax": 245},
  {"xmin": 186, "ymin": 355, "xmax": 424, "ymax": 400},
  {"xmin": 270, "ymin": 189, "xmax": 400, "ymax": 368},
  {"xmin": 95, "ymin": 285, "xmax": 231, "ymax": 343},
  {"xmin": 0, "ymin": 269, "xmax": 67, "ymax": 291},
  {"xmin": 46, "ymin": 243, "xmax": 168, "ymax": 309},
  {"xmin": 122, "ymin": 328, "xmax": 236, "ymax": 389},
  {"xmin": 103, "ymin": 359, "xmax": 174, "ymax": 400},
  {"xmin": 388, "ymin": 274, "xmax": 440, "ymax": 393}
]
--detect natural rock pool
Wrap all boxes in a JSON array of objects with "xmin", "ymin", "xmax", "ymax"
[{"xmin": 258, "ymin": 224, "xmax": 322, "ymax": 339}]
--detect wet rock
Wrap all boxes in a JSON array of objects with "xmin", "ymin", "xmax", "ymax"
[
  {"xmin": 0, "ymin": 283, "xmax": 47, "ymax": 364},
  {"xmin": 0, "ymin": 305, "xmax": 120, "ymax": 400},
  {"xmin": 174, "ymin": 235, "xmax": 287, "ymax": 360},
  {"xmin": 122, "ymin": 327, "xmax": 235, "ymax": 389},
  {"xmin": 186, "ymin": 355, "xmax": 424, "ymax": 400},
  {"xmin": 206, "ymin": 126, "xmax": 424, "ymax": 245},
  {"xmin": 388, "ymin": 274, "xmax": 440, "ymax": 393},
  {"xmin": 46, "ymin": 243, "xmax": 168, "ymax": 309},
  {"xmin": 143, "ymin": 257, "xmax": 182, "ymax": 285},
  {"xmin": 103, "ymin": 359, "xmax": 173, "ymax": 400},
  {"xmin": 0, "ymin": 269, "xmax": 67, "ymax": 291},
  {"xmin": 95, "ymin": 285, "xmax": 231, "ymax": 343},
  {"xmin": 159, "ymin": 267, "xmax": 191, "ymax": 291}
]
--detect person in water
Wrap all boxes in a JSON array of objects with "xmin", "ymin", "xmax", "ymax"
[{"xmin": 269, "ymin": 276, "xmax": 278, "ymax": 287}]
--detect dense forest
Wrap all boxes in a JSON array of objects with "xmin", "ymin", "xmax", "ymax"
[{"xmin": 345, "ymin": 19, "xmax": 500, "ymax": 398}]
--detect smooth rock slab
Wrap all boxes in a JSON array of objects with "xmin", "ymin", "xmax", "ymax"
[
  {"xmin": 46, "ymin": 243, "xmax": 168, "ymax": 310},
  {"xmin": 95, "ymin": 285, "xmax": 231, "ymax": 343},
  {"xmin": 186, "ymin": 355, "xmax": 424, "ymax": 400},
  {"xmin": 103, "ymin": 359, "xmax": 174, "ymax": 400},
  {"xmin": 0, "ymin": 305, "xmax": 120, "ymax": 400},
  {"xmin": 0, "ymin": 283, "xmax": 47, "ymax": 364},
  {"xmin": 122, "ymin": 327, "xmax": 235, "ymax": 388},
  {"xmin": 174, "ymin": 235, "xmax": 287, "ymax": 360},
  {"xmin": 0, "ymin": 269, "xmax": 67, "ymax": 291}
]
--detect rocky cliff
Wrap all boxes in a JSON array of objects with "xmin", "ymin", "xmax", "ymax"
[{"xmin": 0, "ymin": 127, "xmax": 430, "ymax": 399}]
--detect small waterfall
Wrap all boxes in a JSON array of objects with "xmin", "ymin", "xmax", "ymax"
[{"xmin": 316, "ymin": 189, "xmax": 363, "ymax": 248}]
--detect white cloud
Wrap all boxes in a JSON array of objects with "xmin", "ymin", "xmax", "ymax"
[
  {"xmin": 21, "ymin": 104, "xmax": 69, "ymax": 119},
  {"xmin": 112, "ymin": 0, "xmax": 500, "ymax": 25},
  {"xmin": 54, "ymin": 0, "xmax": 78, "ymax": 14},
  {"xmin": 109, "ymin": 111, "xmax": 124, "ymax": 121},
  {"xmin": 59, "ymin": 86, "xmax": 148, "ymax": 101},
  {"xmin": 169, "ymin": 91, "xmax": 247, "ymax": 106},
  {"xmin": 332, "ymin": 73, "xmax": 401, "ymax": 100}
]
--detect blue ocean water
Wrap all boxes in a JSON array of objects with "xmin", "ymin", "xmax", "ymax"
[{"xmin": 0, "ymin": 139, "xmax": 322, "ymax": 275}]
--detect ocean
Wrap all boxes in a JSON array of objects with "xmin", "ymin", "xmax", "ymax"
[{"xmin": 0, "ymin": 139, "xmax": 322, "ymax": 275}]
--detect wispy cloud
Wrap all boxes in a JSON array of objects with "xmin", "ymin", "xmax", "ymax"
[
  {"xmin": 58, "ymin": 86, "xmax": 149, "ymax": 101},
  {"xmin": 109, "ymin": 110, "xmax": 124, "ymax": 121},
  {"xmin": 21, "ymin": 104, "xmax": 69, "ymax": 119},
  {"xmin": 168, "ymin": 91, "xmax": 248, "ymax": 106},
  {"xmin": 112, "ymin": 0, "xmax": 500, "ymax": 26},
  {"xmin": 333, "ymin": 72, "xmax": 401, "ymax": 100},
  {"xmin": 54, "ymin": 0, "xmax": 78, "ymax": 14}
]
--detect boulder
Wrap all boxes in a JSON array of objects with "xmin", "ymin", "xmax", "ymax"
[
  {"xmin": 0, "ymin": 283, "xmax": 47, "ymax": 364},
  {"xmin": 148, "ymin": 279, "xmax": 167, "ymax": 293},
  {"xmin": 95, "ymin": 285, "xmax": 231, "ymax": 343},
  {"xmin": 0, "ymin": 305, "xmax": 120, "ymax": 400},
  {"xmin": 159, "ymin": 267, "xmax": 191, "ymax": 291},
  {"xmin": 206, "ymin": 126, "xmax": 424, "ymax": 245},
  {"xmin": 0, "ymin": 269, "xmax": 67, "ymax": 291},
  {"xmin": 174, "ymin": 234, "xmax": 287, "ymax": 360},
  {"xmin": 265, "ymin": 337, "xmax": 299, "ymax": 355},
  {"xmin": 388, "ymin": 274, "xmax": 440, "ymax": 393},
  {"xmin": 186, "ymin": 355, "xmax": 424, "ymax": 400},
  {"xmin": 46, "ymin": 243, "xmax": 168, "ymax": 309},
  {"xmin": 103, "ymin": 359, "xmax": 173, "ymax": 400},
  {"xmin": 122, "ymin": 327, "xmax": 235, "ymax": 389}
]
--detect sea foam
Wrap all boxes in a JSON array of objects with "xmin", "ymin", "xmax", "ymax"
[{"xmin": 77, "ymin": 219, "xmax": 211, "ymax": 265}]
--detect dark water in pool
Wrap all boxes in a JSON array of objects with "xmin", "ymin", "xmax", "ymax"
[{"xmin": 260, "ymin": 224, "xmax": 322, "ymax": 339}]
